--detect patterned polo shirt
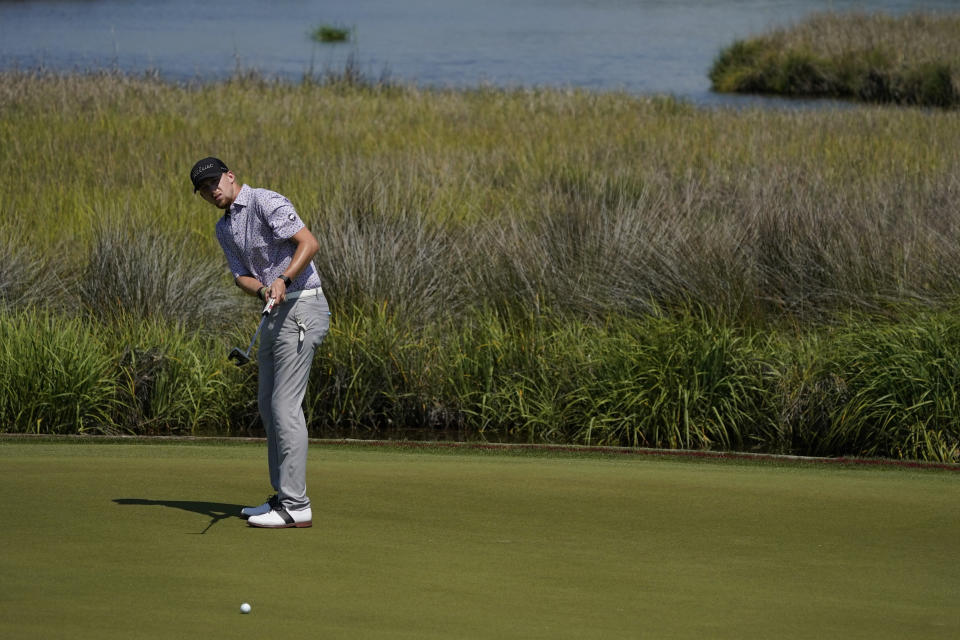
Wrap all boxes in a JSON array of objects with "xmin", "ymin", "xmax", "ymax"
[{"xmin": 215, "ymin": 184, "xmax": 322, "ymax": 291}]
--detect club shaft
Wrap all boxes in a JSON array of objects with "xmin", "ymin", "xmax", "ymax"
[
  {"xmin": 233, "ymin": 297, "xmax": 277, "ymax": 362},
  {"xmin": 244, "ymin": 315, "xmax": 267, "ymax": 356}
]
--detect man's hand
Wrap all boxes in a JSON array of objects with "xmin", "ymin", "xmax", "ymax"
[
  {"xmin": 266, "ymin": 277, "xmax": 288, "ymax": 303},
  {"xmin": 265, "ymin": 228, "xmax": 319, "ymax": 302}
]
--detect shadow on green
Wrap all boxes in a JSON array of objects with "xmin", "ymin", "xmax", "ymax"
[{"xmin": 113, "ymin": 498, "xmax": 245, "ymax": 534}]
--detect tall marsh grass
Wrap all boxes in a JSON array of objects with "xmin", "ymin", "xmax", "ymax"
[
  {"xmin": 2, "ymin": 71, "xmax": 960, "ymax": 461},
  {"xmin": 4, "ymin": 72, "xmax": 960, "ymax": 324}
]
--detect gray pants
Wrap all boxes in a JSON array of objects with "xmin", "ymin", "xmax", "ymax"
[{"xmin": 257, "ymin": 289, "xmax": 330, "ymax": 511}]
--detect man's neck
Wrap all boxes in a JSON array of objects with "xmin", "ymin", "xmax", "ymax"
[{"xmin": 223, "ymin": 184, "xmax": 246, "ymax": 212}]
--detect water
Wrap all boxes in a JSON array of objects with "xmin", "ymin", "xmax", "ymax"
[{"xmin": 0, "ymin": 0, "xmax": 955, "ymax": 105}]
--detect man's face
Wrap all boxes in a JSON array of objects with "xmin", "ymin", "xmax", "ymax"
[{"xmin": 197, "ymin": 171, "xmax": 238, "ymax": 209}]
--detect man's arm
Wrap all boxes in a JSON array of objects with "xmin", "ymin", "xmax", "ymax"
[
  {"xmin": 235, "ymin": 274, "xmax": 267, "ymax": 300},
  {"xmin": 264, "ymin": 227, "xmax": 320, "ymax": 302}
]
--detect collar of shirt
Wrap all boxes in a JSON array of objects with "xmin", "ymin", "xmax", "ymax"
[{"xmin": 225, "ymin": 184, "xmax": 251, "ymax": 218}]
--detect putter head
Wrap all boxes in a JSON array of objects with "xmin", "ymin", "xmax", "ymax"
[{"xmin": 228, "ymin": 348, "xmax": 250, "ymax": 367}]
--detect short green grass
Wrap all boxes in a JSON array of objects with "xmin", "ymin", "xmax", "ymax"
[{"xmin": 3, "ymin": 440, "xmax": 958, "ymax": 639}]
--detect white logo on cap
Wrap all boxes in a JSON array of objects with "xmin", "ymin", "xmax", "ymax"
[{"xmin": 193, "ymin": 162, "xmax": 216, "ymax": 179}]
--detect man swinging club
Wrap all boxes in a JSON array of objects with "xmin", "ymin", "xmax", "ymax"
[{"xmin": 190, "ymin": 156, "xmax": 330, "ymax": 529}]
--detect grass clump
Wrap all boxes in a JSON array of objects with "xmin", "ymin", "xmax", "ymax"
[
  {"xmin": 311, "ymin": 24, "xmax": 351, "ymax": 43},
  {"xmin": 78, "ymin": 223, "xmax": 244, "ymax": 329},
  {"xmin": 710, "ymin": 11, "xmax": 960, "ymax": 107},
  {"xmin": 0, "ymin": 236, "xmax": 54, "ymax": 309},
  {"xmin": 0, "ymin": 312, "xmax": 119, "ymax": 434}
]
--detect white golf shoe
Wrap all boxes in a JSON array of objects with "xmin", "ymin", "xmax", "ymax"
[
  {"xmin": 247, "ymin": 506, "xmax": 312, "ymax": 529},
  {"xmin": 240, "ymin": 495, "xmax": 279, "ymax": 518}
]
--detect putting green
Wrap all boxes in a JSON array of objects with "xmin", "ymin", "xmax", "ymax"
[{"xmin": 1, "ymin": 440, "xmax": 958, "ymax": 639}]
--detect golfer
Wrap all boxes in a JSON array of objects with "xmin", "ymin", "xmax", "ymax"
[{"xmin": 190, "ymin": 157, "xmax": 329, "ymax": 529}]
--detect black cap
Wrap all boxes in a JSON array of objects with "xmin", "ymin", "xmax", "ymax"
[{"xmin": 190, "ymin": 157, "xmax": 229, "ymax": 192}]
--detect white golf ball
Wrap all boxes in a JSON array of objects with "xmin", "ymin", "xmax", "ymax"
[{"xmin": 240, "ymin": 603, "xmax": 251, "ymax": 614}]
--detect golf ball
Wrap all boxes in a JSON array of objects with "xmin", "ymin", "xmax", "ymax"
[{"xmin": 240, "ymin": 603, "xmax": 251, "ymax": 614}]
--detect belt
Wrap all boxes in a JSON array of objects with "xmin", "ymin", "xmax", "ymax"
[{"xmin": 285, "ymin": 287, "xmax": 322, "ymax": 301}]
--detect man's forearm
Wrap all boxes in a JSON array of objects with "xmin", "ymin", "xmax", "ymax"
[{"xmin": 235, "ymin": 275, "xmax": 265, "ymax": 298}]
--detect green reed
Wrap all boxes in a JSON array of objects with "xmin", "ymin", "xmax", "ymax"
[
  {"xmin": 0, "ymin": 311, "xmax": 119, "ymax": 434},
  {"xmin": 1, "ymin": 303, "xmax": 958, "ymax": 462}
]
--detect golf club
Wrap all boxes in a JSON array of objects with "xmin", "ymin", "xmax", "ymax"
[{"xmin": 228, "ymin": 297, "xmax": 276, "ymax": 366}]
